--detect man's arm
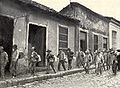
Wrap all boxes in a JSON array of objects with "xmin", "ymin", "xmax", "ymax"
[
  {"xmin": 16, "ymin": 50, "xmax": 19, "ymax": 60},
  {"xmin": 5, "ymin": 52, "xmax": 9, "ymax": 62}
]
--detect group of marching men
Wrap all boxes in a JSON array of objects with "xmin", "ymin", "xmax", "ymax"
[
  {"xmin": 0, "ymin": 44, "xmax": 120, "ymax": 79},
  {"xmin": 45, "ymin": 48, "xmax": 120, "ymax": 75},
  {"xmin": 76, "ymin": 48, "xmax": 120, "ymax": 75}
]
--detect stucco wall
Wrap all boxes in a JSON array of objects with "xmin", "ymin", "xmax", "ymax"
[
  {"xmin": 61, "ymin": 4, "xmax": 109, "ymax": 35},
  {"xmin": 60, "ymin": 3, "xmax": 109, "ymax": 52},
  {"xmin": 1, "ymin": 0, "xmax": 27, "ymax": 52},
  {"xmin": 0, "ymin": 0, "xmax": 77, "ymax": 73},
  {"xmin": 0, "ymin": 0, "xmax": 76, "ymax": 56},
  {"xmin": 109, "ymin": 22, "xmax": 120, "ymax": 49}
]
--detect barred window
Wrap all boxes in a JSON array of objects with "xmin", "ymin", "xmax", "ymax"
[
  {"xmin": 103, "ymin": 37, "xmax": 107, "ymax": 49},
  {"xmin": 59, "ymin": 26, "xmax": 68, "ymax": 52},
  {"xmin": 94, "ymin": 35, "xmax": 98, "ymax": 51}
]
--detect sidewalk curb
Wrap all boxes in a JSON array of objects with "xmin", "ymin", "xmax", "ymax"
[{"xmin": 0, "ymin": 67, "xmax": 94, "ymax": 87}]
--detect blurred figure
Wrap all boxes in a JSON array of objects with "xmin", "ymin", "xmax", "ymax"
[
  {"xmin": 89, "ymin": 49, "xmax": 93, "ymax": 62},
  {"xmin": 93, "ymin": 50, "xmax": 98, "ymax": 69},
  {"xmin": 106, "ymin": 49, "xmax": 112, "ymax": 70},
  {"xmin": 76, "ymin": 48, "xmax": 85, "ymax": 68},
  {"xmin": 0, "ymin": 46, "xmax": 8, "ymax": 79},
  {"xmin": 103, "ymin": 50, "xmax": 108, "ymax": 70},
  {"xmin": 116, "ymin": 50, "xmax": 120, "ymax": 71},
  {"xmin": 10, "ymin": 44, "xmax": 19, "ymax": 78},
  {"xmin": 84, "ymin": 49, "xmax": 92, "ymax": 74},
  {"xmin": 95, "ymin": 50, "xmax": 104, "ymax": 75},
  {"xmin": 112, "ymin": 52, "xmax": 118, "ymax": 75},
  {"xmin": 67, "ymin": 48, "xmax": 74, "ymax": 70},
  {"xmin": 46, "ymin": 50, "xmax": 56, "ymax": 74},
  {"xmin": 112, "ymin": 60, "xmax": 118, "ymax": 75},
  {"xmin": 29, "ymin": 47, "xmax": 39, "ymax": 76},
  {"xmin": 57, "ymin": 49, "xmax": 66, "ymax": 71}
]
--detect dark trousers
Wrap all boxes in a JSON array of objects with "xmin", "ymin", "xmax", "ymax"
[
  {"xmin": 1, "ymin": 62, "xmax": 7, "ymax": 79},
  {"xmin": 106, "ymin": 62, "xmax": 110, "ymax": 70},
  {"xmin": 29, "ymin": 62, "xmax": 37, "ymax": 75},
  {"xmin": 95, "ymin": 63, "xmax": 102, "ymax": 75},
  {"xmin": 10, "ymin": 61, "xmax": 17, "ymax": 76},
  {"xmin": 112, "ymin": 63, "xmax": 117, "ymax": 75},
  {"xmin": 58, "ymin": 60, "xmax": 66, "ymax": 71},
  {"xmin": 68, "ymin": 59, "xmax": 72, "ymax": 70},
  {"xmin": 46, "ymin": 62, "xmax": 56, "ymax": 73},
  {"xmin": 117, "ymin": 61, "xmax": 120, "ymax": 70}
]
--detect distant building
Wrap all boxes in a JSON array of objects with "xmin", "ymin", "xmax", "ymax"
[
  {"xmin": 105, "ymin": 17, "xmax": 120, "ymax": 50},
  {"xmin": 60, "ymin": 2, "xmax": 109, "ymax": 52}
]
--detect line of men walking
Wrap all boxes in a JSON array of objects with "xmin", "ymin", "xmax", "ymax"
[
  {"xmin": 0, "ymin": 45, "xmax": 19, "ymax": 79},
  {"xmin": 1, "ymin": 44, "xmax": 120, "ymax": 79},
  {"xmin": 76, "ymin": 48, "xmax": 120, "ymax": 75},
  {"xmin": 45, "ymin": 48, "xmax": 74, "ymax": 74}
]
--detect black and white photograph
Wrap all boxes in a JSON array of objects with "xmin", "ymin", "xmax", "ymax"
[{"xmin": 0, "ymin": 0, "xmax": 120, "ymax": 88}]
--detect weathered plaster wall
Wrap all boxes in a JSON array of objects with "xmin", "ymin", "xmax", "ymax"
[
  {"xmin": 60, "ymin": 3, "xmax": 109, "ymax": 51},
  {"xmin": 61, "ymin": 4, "xmax": 109, "ymax": 35},
  {"xmin": 0, "ymin": 0, "xmax": 76, "ymax": 56},
  {"xmin": 109, "ymin": 22, "xmax": 120, "ymax": 49}
]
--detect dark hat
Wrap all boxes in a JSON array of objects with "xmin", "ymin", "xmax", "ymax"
[
  {"xmin": 59, "ymin": 49, "xmax": 63, "ymax": 51},
  {"xmin": 67, "ymin": 48, "xmax": 71, "ymax": 51},
  {"xmin": 13, "ymin": 44, "xmax": 17, "ymax": 48},
  {"xmin": 46, "ymin": 49, "xmax": 52, "ymax": 52}
]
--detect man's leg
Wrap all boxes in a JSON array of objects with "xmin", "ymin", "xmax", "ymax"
[
  {"xmin": 1, "ymin": 65, "xmax": 5, "ymax": 79},
  {"xmin": 11, "ymin": 61, "xmax": 16, "ymax": 77},
  {"xmin": 69, "ymin": 60, "xmax": 72, "ymax": 69},
  {"xmin": 46, "ymin": 62, "xmax": 50, "ymax": 74},
  {"xmin": 68, "ymin": 60, "xmax": 70, "ymax": 70},
  {"xmin": 58, "ymin": 61, "xmax": 61, "ymax": 71},
  {"xmin": 50, "ymin": 63, "xmax": 56, "ymax": 73},
  {"xmin": 32, "ymin": 62, "xmax": 36, "ymax": 75},
  {"xmin": 62, "ymin": 61, "xmax": 66, "ymax": 71}
]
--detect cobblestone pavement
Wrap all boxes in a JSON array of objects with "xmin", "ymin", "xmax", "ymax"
[{"xmin": 8, "ymin": 69, "xmax": 120, "ymax": 88}]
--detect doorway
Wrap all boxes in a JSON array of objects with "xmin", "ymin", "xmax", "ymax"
[
  {"xmin": 80, "ymin": 31, "xmax": 87, "ymax": 52},
  {"xmin": 0, "ymin": 15, "xmax": 14, "ymax": 71},
  {"xmin": 94, "ymin": 35, "xmax": 98, "ymax": 51},
  {"xmin": 28, "ymin": 24, "xmax": 46, "ymax": 66}
]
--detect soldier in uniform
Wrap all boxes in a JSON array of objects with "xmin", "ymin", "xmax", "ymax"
[
  {"xmin": 29, "ymin": 47, "xmax": 39, "ymax": 76},
  {"xmin": 84, "ymin": 49, "xmax": 92, "ymax": 74},
  {"xmin": 46, "ymin": 50, "xmax": 56, "ymax": 74},
  {"xmin": 95, "ymin": 50, "xmax": 104, "ymax": 75},
  {"xmin": 57, "ymin": 49, "xmax": 66, "ymax": 71},
  {"xmin": 112, "ymin": 52, "xmax": 118, "ymax": 75},
  {"xmin": 67, "ymin": 48, "xmax": 74, "ymax": 70},
  {"xmin": 106, "ymin": 49, "xmax": 112, "ymax": 70},
  {"xmin": 10, "ymin": 44, "xmax": 19, "ymax": 78},
  {"xmin": 0, "ymin": 46, "xmax": 8, "ymax": 79},
  {"xmin": 76, "ymin": 49, "xmax": 85, "ymax": 68}
]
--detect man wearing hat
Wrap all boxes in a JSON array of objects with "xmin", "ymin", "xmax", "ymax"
[
  {"xmin": 67, "ymin": 48, "xmax": 74, "ymax": 70},
  {"xmin": 10, "ymin": 44, "xmax": 19, "ymax": 78},
  {"xmin": 84, "ymin": 49, "xmax": 92, "ymax": 74},
  {"xmin": 0, "ymin": 46, "xmax": 8, "ymax": 79},
  {"xmin": 76, "ymin": 48, "xmax": 85, "ymax": 68},
  {"xmin": 46, "ymin": 49, "xmax": 56, "ymax": 74},
  {"xmin": 95, "ymin": 50, "xmax": 104, "ymax": 75},
  {"xmin": 57, "ymin": 49, "xmax": 66, "ymax": 71},
  {"xmin": 29, "ymin": 47, "xmax": 39, "ymax": 75}
]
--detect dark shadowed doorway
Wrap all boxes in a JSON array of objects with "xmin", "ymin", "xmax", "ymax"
[
  {"xmin": 28, "ymin": 24, "xmax": 46, "ymax": 67},
  {"xmin": 0, "ymin": 15, "xmax": 14, "ymax": 72},
  {"xmin": 80, "ymin": 31, "xmax": 87, "ymax": 52}
]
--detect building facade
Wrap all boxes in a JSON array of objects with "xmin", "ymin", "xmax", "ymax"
[
  {"xmin": 106, "ymin": 17, "xmax": 120, "ymax": 50},
  {"xmin": 60, "ymin": 2, "xmax": 109, "ymax": 53},
  {"xmin": 0, "ymin": 0, "xmax": 79, "ymax": 72}
]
